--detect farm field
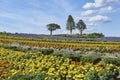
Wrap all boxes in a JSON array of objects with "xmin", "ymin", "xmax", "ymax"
[
  {"xmin": 0, "ymin": 35, "xmax": 120, "ymax": 52},
  {"xmin": 0, "ymin": 0, "xmax": 120, "ymax": 79},
  {"xmin": 0, "ymin": 34, "xmax": 120, "ymax": 80}
]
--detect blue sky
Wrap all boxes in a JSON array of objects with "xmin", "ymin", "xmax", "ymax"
[{"xmin": 0, "ymin": 0, "xmax": 120, "ymax": 36}]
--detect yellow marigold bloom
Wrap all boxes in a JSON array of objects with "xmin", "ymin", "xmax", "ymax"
[
  {"xmin": 74, "ymin": 73, "xmax": 84, "ymax": 79},
  {"xmin": 8, "ymin": 76, "xmax": 11, "ymax": 79},
  {"xmin": 44, "ymin": 77, "xmax": 48, "ymax": 80},
  {"xmin": 66, "ymin": 74, "xmax": 72, "ymax": 78},
  {"xmin": 48, "ymin": 73, "xmax": 55, "ymax": 76},
  {"xmin": 48, "ymin": 68, "xmax": 55, "ymax": 72},
  {"xmin": 73, "ymin": 70, "xmax": 78, "ymax": 74},
  {"xmin": 109, "ymin": 64, "xmax": 113, "ymax": 67},
  {"xmin": 90, "ymin": 66, "xmax": 94, "ymax": 70}
]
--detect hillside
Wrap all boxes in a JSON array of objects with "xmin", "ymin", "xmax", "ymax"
[{"xmin": 6, "ymin": 32, "xmax": 120, "ymax": 41}]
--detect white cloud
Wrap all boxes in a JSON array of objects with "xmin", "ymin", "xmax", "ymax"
[
  {"xmin": 81, "ymin": 6, "xmax": 113, "ymax": 16},
  {"xmin": 83, "ymin": 0, "xmax": 119, "ymax": 9},
  {"xmin": 0, "ymin": 10, "xmax": 62, "ymax": 34},
  {"xmin": 81, "ymin": 10, "xmax": 96, "ymax": 16},
  {"xmin": 83, "ymin": 23, "xmax": 98, "ymax": 33},
  {"xmin": 88, "ymin": 15, "xmax": 111, "ymax": 22},
  {"xmin": 87, "ymin": 23, "xmax": 97, "ymax": 27},
  {"xmin": 83, "ymin": 3, "xmax": 95, "ymax": 9},
  {"xmin": 99, "ymin": 6, "xmax": 113, "ymax": 13}
]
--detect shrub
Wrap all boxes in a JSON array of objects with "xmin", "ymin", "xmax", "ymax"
[
  {"xmin": 69, "ymin": 54, "xmax": 82, "ymax": 62},
  {"xmin": 87, "ymin": 33, "xmax": 104, "ymax": 38},
  {"xmin": 40, "ymin": 48, "xmax": 54, "ymax": 55},
  {"xmin": 85, "ymin": 70, "xmax": 98, "ymax": 80},
  {"xmin": 98, "ymin": 68, "xmax": 119, "ymax": 80},
  {"xmin": 103, "ymin": 57, "xmax": 120, "ymax": 66},
  {"xmin": 81, "ymin": 55, "xmax": 102, "ymax": 64},
  {"xmin": 7, "ymin": 72, "xmax": 47, "ymax": 80}
]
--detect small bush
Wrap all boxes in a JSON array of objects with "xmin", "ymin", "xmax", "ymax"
[
  {"xmin": 7, "ymin": 72, "xmax": 47, "ymax": 80},
  {"xmin": 81, "ymin": 55, "xmax": 102, "ymax": 64},
  {"xmin": 69, "ymin": 54, "xmax": 82, "ymax": 62},
  {"xmin": 98, "ymin": 68, "xmax": 119, "ymax": 80},
  {"xmin": 103, "ymin": 57, "xmax": 120, "ymax": 66},
  {"xmin": 40, "ymin": 48, "xmax": 54, "ymax": 55},
  {"xmin": 87, "ymin": 33, "xmax": 104, "ymax": 38},
  {"xmin": 85, "ymin": 70, "xmax": 99, "ymax": 80}
]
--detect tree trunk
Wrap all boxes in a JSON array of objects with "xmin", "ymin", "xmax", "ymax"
[
  {"xmin": 70, "ymin": 29, "xmax": 72, "ymax": 34},
  {"xmin": 50, "ymin": 30, "xmax": 52, "ymax": 37},
  {"xmin": 80, "ymin": 30, "xmax": 82, "ymax": 37}
]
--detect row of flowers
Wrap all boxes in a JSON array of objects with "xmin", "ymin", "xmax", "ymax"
[
  {"xmin": 0, "ymin": 37, "xmax": 120, "ymax": 53},
  {"xmin": 0, "ymin": 47, "xmax": 120, "ymax": 80}
]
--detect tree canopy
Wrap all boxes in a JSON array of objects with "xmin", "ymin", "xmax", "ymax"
[
  {"xmin": 76, "ymin": 19, "xmax": 86, "ymax": 36},
  {"xmin": 66, "ymin": 15, "xmax": 75, "ymax": 34},
  {"xmin": 47, "ymin": 23, "xmax": 60, "ymax": 36}
]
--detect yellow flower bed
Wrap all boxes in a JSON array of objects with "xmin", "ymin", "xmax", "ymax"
[{"xmin": 0, "ymin": 48, "xmax": 120, "ymax": 80}]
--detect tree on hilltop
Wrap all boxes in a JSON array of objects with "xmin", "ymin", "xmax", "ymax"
[
  {"xmin": 66, "ymin": 15, "xmax": 75, "ymax": 34},
  {"xmin": 76, "ymin": 19, "xmax": 86, "ymax": 36},
  {"xmin": 47, "ymin": 23, "xmax": 61, "ymax": 36}
]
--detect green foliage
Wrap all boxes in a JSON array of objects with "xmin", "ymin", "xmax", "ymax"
[
  {"xmin": 80, "ymin": 55, "xmax": 102, "ymax": 64},
  {"xmin": 6, "ymin": 72, "xmax": 47, "ymax": 80},
  {"xmin": 0, "ymin": 32, "xmax": 10, "ymax": 38},
  {"xmin": 55, "ymin": 33, "xmax": 105, "ymax": 38},
  {"xmin": 69, "ymin": 54, "xmax": 82, "ymax": 62},
  {"xmin": 47, "ymin": 23, "xmax": 61, "ymax": 36},
  {"xmin": 87, "ymin": 33, "xmax": 104, "ymax": 38},
  {"xmin": 66, "ymin": 15, "xmax": 75, "ymax": 34},
  {"xmin": 53, "ymin": 52, "xmax": 120, "ymax": 66},
  {"xmin": 0, "ymin": 31, "xmax": 5, "ymax": 34},
  {"xmin": 57, "ymin": 53, "xmax": 102, "ymax": 64},
  {"xmin": 24, "ymin": 53, "xmax": 32, "ymax": 59},
  {"xmin": 76, "ymin": 19, "xmax": 86, "ymax": 36},
  {"xmin": 47, "ymin": 23, "xmax": 60, "ymax": 31},
  {"xmin": 103, "ymin": 57, "xmax": 120, "ymax": 66},
  {"xmin": 40, "ymin": 48, "xmax": 54, "ymax": 55},
  {"xmin": 98, "ymin": 68, "xmax": 119, "ymax": 80},
  {"xmin": 85, "ymin": 70, "xmax": 98, "ymax": 80}
]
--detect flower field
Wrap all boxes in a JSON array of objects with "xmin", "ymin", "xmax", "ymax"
[
  {"xmin": 0, "ymin": 36, "xmax": 120, "ymax": 53},
  {"xmin": 0, "ymin": 35, "xmax": 120, "ymax": 80},
  {"xmin": 0, "ymin": 47, "xmax": 120, "ymax": 80},
  {"xmin": 0, "ymin": 0, "xmax": 120, "ymax": 79}
]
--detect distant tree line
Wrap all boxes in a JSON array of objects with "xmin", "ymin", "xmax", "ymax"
[
  {"xmin": 87, "ymin": 33, "xmax": 104, "ymax": 38},
  {"xmin": 46, "ymin": 15, "xmax": 86, "ymax": 37}
]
